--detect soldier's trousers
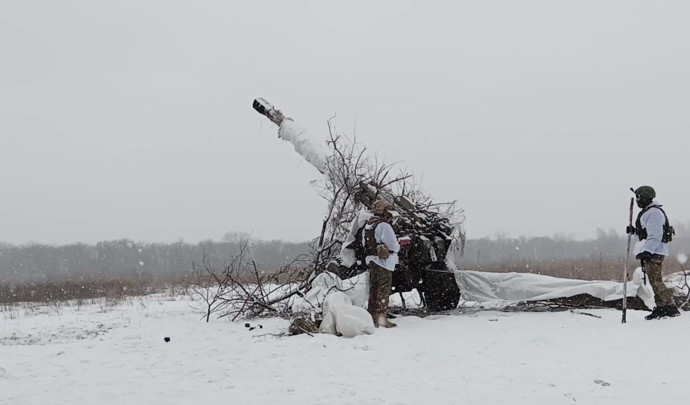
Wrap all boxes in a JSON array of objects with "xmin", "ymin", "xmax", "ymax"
[
  {"xmin": 645, "ymin": 255, "xmax": 675, "ymax": 307},
  {"xmin": 368, "ymin": 262, "xmax": 393, "ymax": 313}
]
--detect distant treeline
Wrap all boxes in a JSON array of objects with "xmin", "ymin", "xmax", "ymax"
[
  {"xmin": 461, "ymin": 226, "xmax": 690, "ymax": 280},
  {"xmin": 0, "ymin": 238, "xmax": 310, "ymax": 284},
  {"xmin": 1, "ymin": 226, "xmax": 689, "ymax": 284}
]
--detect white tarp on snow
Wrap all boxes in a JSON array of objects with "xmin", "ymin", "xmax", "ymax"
[
  {"xmin": 292, "ymin": 272, "xmax": 369, "ymax": 313},
  {"xmin": 293, "ymin": 268, "xmax": 659, "ymax": 318},
  {"xmin": 456, "ymin": 267, "xmax": 655, "ymax": 309}
]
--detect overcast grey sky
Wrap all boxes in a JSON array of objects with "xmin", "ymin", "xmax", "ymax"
[{"xmin": 1, "ymin": 1, "xmax": 689, "ymax": 245}]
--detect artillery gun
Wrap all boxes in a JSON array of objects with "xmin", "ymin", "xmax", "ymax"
[{"xmin": 253, "ymin": 98, "xmax": 462, "ymax": 311}]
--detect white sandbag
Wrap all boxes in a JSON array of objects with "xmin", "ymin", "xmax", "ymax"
[
  {"xmin": 319, "ymin": 292, "xmax": 375, "ymax": 337},
  {"xmin": 322, "ymin": 291, "xmax": 352, "ymax": 314}
]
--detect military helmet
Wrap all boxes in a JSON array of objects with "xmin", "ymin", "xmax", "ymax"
[{"xmin": 634, "ymin": 185, "xmax": 656, "ymax": 200}]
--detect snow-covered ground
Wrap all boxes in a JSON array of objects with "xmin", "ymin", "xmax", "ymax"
[{"xmin": 1, "ymin": 293, "xmax": 688, "ymax": 405}]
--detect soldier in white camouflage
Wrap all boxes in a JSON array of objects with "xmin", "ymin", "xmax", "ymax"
[
  {"xmin": 363, "ymin": 200, "xmax": 400, "ymax": 328},
  {"xmin": 626, "ymin": 186, "xmax": 680, "ymax": 320}
]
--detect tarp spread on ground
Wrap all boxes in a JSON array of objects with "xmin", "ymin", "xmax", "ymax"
[
  {"xmin": 297, "ymin": 268, "xmax": 675, "ymax": 316},
  {"xmin": 456, "ymin": 268, "xmax": 656, "ymax": 309}
]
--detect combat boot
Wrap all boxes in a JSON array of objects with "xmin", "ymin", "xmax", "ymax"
[
  {"xmin": 645, "ymin": 306, "xmax": 681, "ymax": 320},
  {"xmin": 661, "ymin": 306, "xmax": 681, "ymax": 318},
  {"xmin": 645, "ymin": 307, "xmax": 663, "ymax": 320}
]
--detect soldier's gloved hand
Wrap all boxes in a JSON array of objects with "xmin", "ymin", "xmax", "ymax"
[
  {"xmin": 636, "ymin": 251, "xmax": 652, "ymax": 263},
  {"xmin": 626, "ymin": 225, "xmax": 636, "ymax": 235},
  {"xmin": 376, "ymin": 244, "xmax": 391, "ymax": 260}
]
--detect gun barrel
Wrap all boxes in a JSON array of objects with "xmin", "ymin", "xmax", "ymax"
[{"xmin": 253, "ymin": 98, "xmax": 329, "ymax": 174}]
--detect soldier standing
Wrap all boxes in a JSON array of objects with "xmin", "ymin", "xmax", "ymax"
[
  {"xmin": 363, "ymin": 200, "xmax": 400, "ymax": 328},
  {"xmin": 626, "ymin": 186, "xmax": 681, "ymax": 320}
]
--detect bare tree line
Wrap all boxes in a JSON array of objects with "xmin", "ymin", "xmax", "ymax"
[
  {"xmin": 461, "ymin": 225, "xmax": 690, "ymax": 280},
  {"xmin": 1, "ymin": 224, "xmax": 689, "ymax": 285},
  {"xmin": 0, "ymin": 238, "xmax": 309, "ymax": 284}
]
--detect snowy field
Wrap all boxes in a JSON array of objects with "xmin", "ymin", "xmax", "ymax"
[{"xmin": 1, "ymin": 293, "xmax": 689, "ymax": 405}]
